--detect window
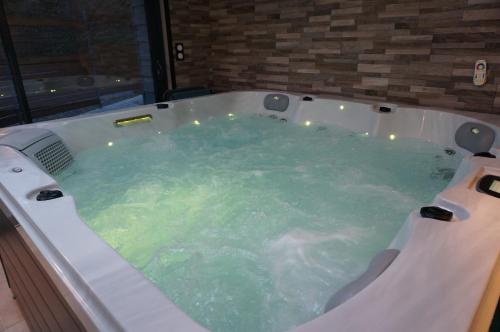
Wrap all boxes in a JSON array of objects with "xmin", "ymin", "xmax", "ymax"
[{"xmin": 1, "ymin": 0, "xmax": 160, "ymax": 126}]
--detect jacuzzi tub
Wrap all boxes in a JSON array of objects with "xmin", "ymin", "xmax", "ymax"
[{"xmin": 0, "ymin": 91, "xmax": 499, "ymax": 332}]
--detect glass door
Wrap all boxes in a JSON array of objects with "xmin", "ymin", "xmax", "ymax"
[{"xmin": 1, "ymin": 0, "xmax": 171, "ymax": 125}]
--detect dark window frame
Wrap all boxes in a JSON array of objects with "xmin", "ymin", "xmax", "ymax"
[{"xmin": 0, "ymin": 0, "xmax": 32, "ymax": 124}]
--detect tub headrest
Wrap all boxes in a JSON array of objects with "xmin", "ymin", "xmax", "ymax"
[
  {"xmin": 455, "ymin": 122, "xmax": 495, "ymax": 154},
  {"xmin": 264, "ymin": 94, "xmax": 289, "ymax": 112}
]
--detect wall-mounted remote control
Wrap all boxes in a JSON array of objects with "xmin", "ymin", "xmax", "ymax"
[{"xmin": 473, "ymin": 60, "xmax": 487, "ymax": 86}]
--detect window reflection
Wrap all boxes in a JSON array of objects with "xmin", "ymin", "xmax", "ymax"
[{"xmin": 2, "ymin": 0, "xmax": 150, "ymax": 124}]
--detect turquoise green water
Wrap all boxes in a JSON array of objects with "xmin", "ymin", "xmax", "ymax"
[{"xmin": 57, "ymin": 114, "xmax": 462, "ymax": 332}]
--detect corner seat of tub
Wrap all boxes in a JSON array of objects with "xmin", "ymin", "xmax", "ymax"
[{"xmin": 324, "ymin": 249, "xmax": 400, "ymax": 313}]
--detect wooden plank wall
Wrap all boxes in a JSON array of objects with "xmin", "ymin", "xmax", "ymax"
[{"xmin": 171, "ymin": 0, "xmax": 500, "ymax": 113}]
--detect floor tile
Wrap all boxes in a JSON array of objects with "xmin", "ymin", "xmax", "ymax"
[{"xmin": 3, "ymin": 320, "xmax": 30, "ymax": 332}]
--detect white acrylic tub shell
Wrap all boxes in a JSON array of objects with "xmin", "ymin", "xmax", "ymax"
[{"xmin": 0, "ymin": 91, "xmax": 499, "ymax": 332}]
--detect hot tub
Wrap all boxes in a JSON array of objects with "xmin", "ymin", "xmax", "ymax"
[{"xmin": 0, "ymin": 91, "xmax": 499, "ymax": 332}]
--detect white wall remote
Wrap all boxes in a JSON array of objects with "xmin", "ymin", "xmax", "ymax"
[{"xmin": 473, "ymin": 60, "xmax": 487, "ymax": 86}]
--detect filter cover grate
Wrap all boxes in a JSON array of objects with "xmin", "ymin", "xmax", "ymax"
[{"xmin": 34, "ymin": 139, "xmax": 73, "ymax": 175}]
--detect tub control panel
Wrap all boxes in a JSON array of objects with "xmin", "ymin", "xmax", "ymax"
[{"xmin": 477, "ymin": 175, "xmax": 500, "ymax": 199}]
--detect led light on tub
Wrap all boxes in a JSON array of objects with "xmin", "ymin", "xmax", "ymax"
[{"xmin": 114, "ymin": 114, "xmax": 153, "ymax": 127}]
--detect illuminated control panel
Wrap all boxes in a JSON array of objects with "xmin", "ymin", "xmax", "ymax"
[{"xmin": 477, "ymin": 175, "xmax": 500, "ymax": 199}]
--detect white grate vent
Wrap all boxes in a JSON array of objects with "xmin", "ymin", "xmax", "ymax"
[{"xmin": 34, "ymin": 140, "xmax": 73, "ymax": 175}]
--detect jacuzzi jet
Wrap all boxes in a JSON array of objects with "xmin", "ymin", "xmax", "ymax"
[
  {"xmin": 430, "ymin": 167, "xmax": 455, "ymax": 181},
  {"xmin": 445, "ymin": 148, "xmax": 456, "ymax": 156}
]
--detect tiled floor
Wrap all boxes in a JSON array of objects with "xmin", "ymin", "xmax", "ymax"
[{"xmin": 0, "ymin": 261, "xmax": 30, "ymax": 332}]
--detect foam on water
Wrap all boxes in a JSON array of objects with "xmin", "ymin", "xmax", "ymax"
[{"xmin": 57, "ymin": 114, "xmax": 462, "ymax": 332}]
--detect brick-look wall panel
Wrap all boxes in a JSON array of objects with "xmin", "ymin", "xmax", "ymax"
[
  {"xmin": 173, "ymin": 0, "xmax": 500, "ymax": 113},
  {"xmin": 170, "ymin": 0, "xmax": 211, "ymax": 88}
]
